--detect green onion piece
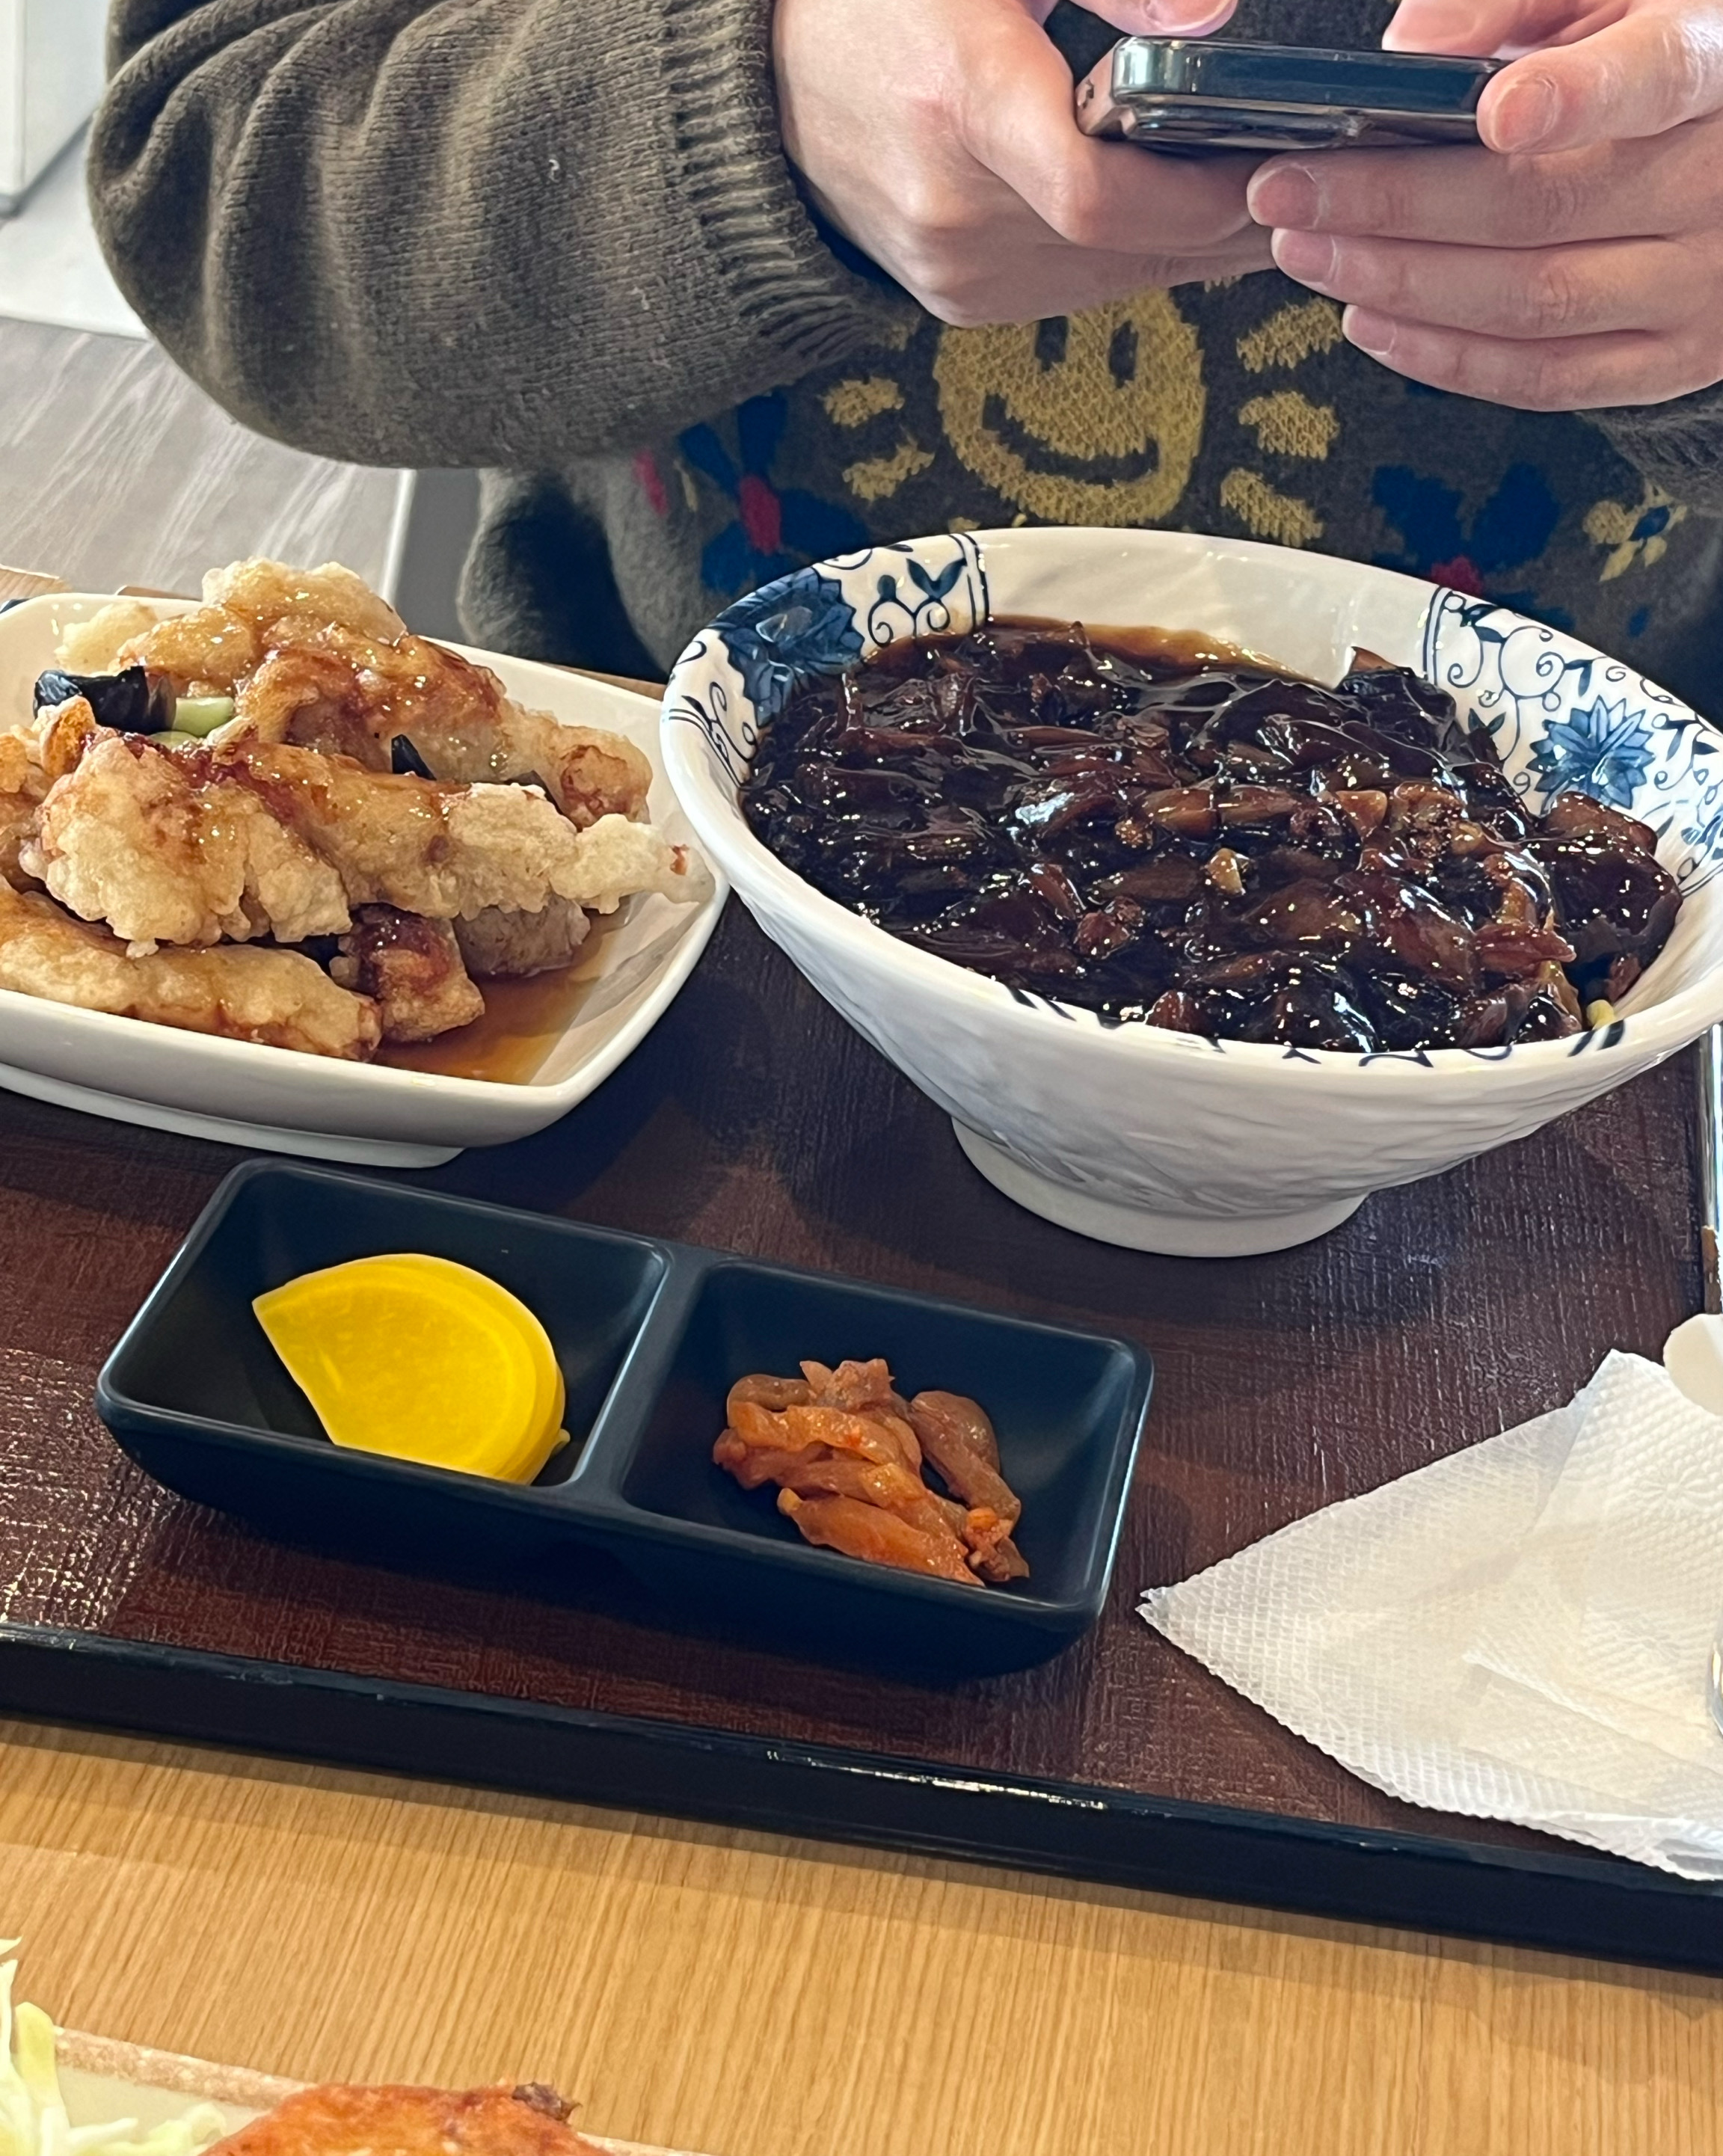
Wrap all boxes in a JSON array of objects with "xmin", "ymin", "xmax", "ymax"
[
  {"xmin": 147, "ymin": 730, "xmax": 201, "ymax": 748},
  {"xmin": 173, "ymin": 695, "xmax": 236, "ymax": 737}
]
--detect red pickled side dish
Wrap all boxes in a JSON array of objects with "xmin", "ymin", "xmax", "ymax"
[{"xmin": 740, "ymin": 621, "xmax": 1683, "ymax": 1053}]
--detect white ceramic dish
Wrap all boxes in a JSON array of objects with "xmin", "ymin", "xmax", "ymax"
[
  {"xmin": 56, "ymin": 2028, "xmax": 698, "ymax": 2156},
  {"xmin": 0, "ymin": 595, "xmax": 725, "ymax": 1166},
  {"xmin": 663, "ymin": 526, "xmax": 1723, "ymax": 1256}
]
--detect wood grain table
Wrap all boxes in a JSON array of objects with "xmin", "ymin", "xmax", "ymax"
[
  {"xmin": 0, "ymin": 318, "xmax": 404, "ymax": 595},
  {"xmin": 5, "ymin": 1710, "xmax": 1723, "ymax": 2156}
]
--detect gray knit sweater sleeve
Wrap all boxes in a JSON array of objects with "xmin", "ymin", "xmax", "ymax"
[
  {"xmin": 91, "ymin": 0, "xmax": 905, "ymax": 468},
  {"xmin": 1594, "ymin": 395, "xmax": 1723, "ymax": 517}
]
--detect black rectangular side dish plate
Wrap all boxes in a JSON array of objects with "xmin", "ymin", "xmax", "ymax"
[
  {"xmin": 8, "ymin": 1161, "xmax": 1717, "ymax": 1975},
  {"xmin": 94, "ymin": 1163, "xmax": 1152, "ymax": 1680}
]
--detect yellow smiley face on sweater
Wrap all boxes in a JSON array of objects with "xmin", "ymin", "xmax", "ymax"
[{"xmin": 933, "ymin": 293, "xmax": 1206, "ymax": 526}]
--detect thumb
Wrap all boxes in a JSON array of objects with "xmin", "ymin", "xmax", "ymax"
[
  {"xmin": 1381, "ymin": 0, "xmax": 1582, "ymax": 53},
  {"xmin": 1478, "ymin": 10, "xmax": 1723, "ymax": 150},
  {"xmin": 1074, "ymin": 0, "xmax": 1241, "ymax": 33}
]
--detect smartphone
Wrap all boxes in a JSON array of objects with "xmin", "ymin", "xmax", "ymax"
[{"xmin": 1075, "ymin": 38, "xmax": 1503, "ymax": 153}]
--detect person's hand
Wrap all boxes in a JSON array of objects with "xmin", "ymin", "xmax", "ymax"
[
  {"xmin": 773, "ymin": 0, "xmax": 1273, "ymax": 326},
  {"xmin": 1244, "ymin": 0, "xmax": 1723, "ymax": 410}
]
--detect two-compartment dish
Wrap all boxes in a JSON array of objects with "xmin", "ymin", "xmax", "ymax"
[{"xmin": 97, "ymin": 1162, "xmax": 1153, "ymax": 1677}]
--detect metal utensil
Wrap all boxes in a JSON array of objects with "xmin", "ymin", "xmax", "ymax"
[
  {"xmin": 1694, "ymin": 1027, "xmax": 1723, "ymax": 1733},
  {"xmin": 1702, "ymin": 1028, "xmax": 1723, "ymax": 1317}
]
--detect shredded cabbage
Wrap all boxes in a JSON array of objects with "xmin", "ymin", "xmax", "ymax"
[{"xmin": 0, "ymin": 1947, "xmax": 227, "ymax": 2156}]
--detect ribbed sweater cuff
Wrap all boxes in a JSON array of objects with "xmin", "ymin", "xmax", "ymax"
[
  {"xmin": 1593, "ymin": 382, "xmax": 1723, "ymax": 518},
  {"xmin": 658, "ymin": 0, "xmax": 909, "ymax": 376}
]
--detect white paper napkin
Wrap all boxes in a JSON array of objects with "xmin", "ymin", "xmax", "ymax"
[{"xmin": 1140, "ymin": 1346, "xmax": 1723, "ymax": 1876}]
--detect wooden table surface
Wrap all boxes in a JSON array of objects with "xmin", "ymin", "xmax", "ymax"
[
  {"xmin": 0, "ymin": 318, "xmax": 403, "ymax": 598},
  {"xmin": 5, "ymin": 1713, "xmax": 1723, "ymax": 2156}
]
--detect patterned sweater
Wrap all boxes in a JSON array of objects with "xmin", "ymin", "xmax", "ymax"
[{"xmin": 94, "ymin": 0, "xmax": 1723, "ymax": 717}]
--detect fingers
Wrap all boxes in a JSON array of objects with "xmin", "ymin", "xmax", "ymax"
[
  {"xmin": 938, "ymin": 236, "xmax": 1270, "ymax": 328},
  {"xmin": 1478, "ymin": 10, "xmax": 1723, "ymax": 151},
  {"xmin": 1381, "ymin": 0, "xmax": 1723, "ymax": 151},
  {"xmin": 1271, "ymin": 227, "xmax": 1686, "ymax": 336},
  {"xmin": 962, "ymin": 6, "xmax": 1261, "ymax": 254},
  {"xmin": 909, "ymin": 231, "xmax": 1277, "ymax": 328},
  {"xmin": 1381, "ymin": 0, "xmax": 1591, "ymax": 54},
  {"xmin": 1062, "ymin": 0, "xmax": 1239, "ymax": 26},
  {"xmin": 1247, "ymin": 135, "xmax": 1686, "ymax": 247},
  {"xmin": 1113, "ymin": 0, "xmax": 1241, "ymax": 25},
  {"xmin": 1341, "ymin": 306, "xmax": 1717, "ymax": 406}
]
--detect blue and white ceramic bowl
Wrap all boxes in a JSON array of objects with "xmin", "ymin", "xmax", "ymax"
[{"xmin": 663, "ymin": 528, "xmax": 1723, "ymax": 1255}]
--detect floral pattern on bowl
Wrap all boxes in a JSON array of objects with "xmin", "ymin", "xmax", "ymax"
[
  {"xmin": 662, "ymin": 527, "xmax": 1723, "ymax": 1253},
  {"xmin": 668, "ymin": 532, "xmax": 1723, "ymax": 1042},
  {"xmin": 670, "ymin": 536, "xmax": 988, "ymax": 782},
  {"xmin": 1422, "ymin": 586, "xmax": 1723, "ymax": 891}
]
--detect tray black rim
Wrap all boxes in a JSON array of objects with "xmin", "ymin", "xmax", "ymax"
[{"xmin": 4, "ymin": 1615, "xmax": 1722, "ymax": 1979}]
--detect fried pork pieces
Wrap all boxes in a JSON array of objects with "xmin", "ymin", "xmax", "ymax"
[
  {"xmin": 61, "ymin": 558, "xmax": 653, "ymax": 827},
  {"xmin": 0, "ymin": 882, "xmax": 380, "ymax": 1058},
  {"xmin": 206, "ymin": 2083, "xmax": 605, "ymax": 2156},
  {"xmin": 0, "ymin": 560, "xmax": 698, "ymax": 1060},
  {"xmin": 714, "ymin": 1359, "xmax": 1029, "ymax": 1585},
  {"xmin": 24, "ymin": 728, "xmax": 687, "ymax": 950}
]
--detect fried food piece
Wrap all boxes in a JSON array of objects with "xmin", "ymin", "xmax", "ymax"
[
  {"xmin": 237, "ymin": 645, "xmax": 393, "ymax": 770},
  {"xmin": 205, "ymin": 2083, "xmax": 606, "ymax": 2156},
  {"xmin": 26, "ymin": 731, "xmax": 350, "ymax": 947},
  {"xmin": 73, "ymin": 563, "xmax": 394, "ymax": 692},
  {"xmin": 545, "ymin": 811, "xmax": 699, "ymax": 915},
  {"xmin": 27, "ymin": 731, "xmax": 694, "ymax": 948},
  {"xmin": 0, "ymin": 882, "xmax": 380, "ymax": 1058},
  {"xmin": 32, "ymin": 695, "xmax": 103, "ymax": 784},
  {"xmin": 331, "ymin": 905, "xmax": 485, "ymax": 1042},
  {"xmin": 209, "ymin": 558, "xmax": 409, "ymax": 642},
  {"xmin": 0, "ymin": 731, "xmax": 44, "ymax": 888},
  {"xmin": 229, "ymin": 633, "xmax": 654, "ymax": 825},
  {"xmin": 778, "ymin": 1489, "xmax": 980, "ymax": 1584},
  {"xmin": 55, "ymin": 600, "xmax": 165, "ymax": 675},
  {"xmin": 455, "ymin": 894, "xmax": 591, "ymax": 981},
  {"xmin": 92, "ymin": 559, "xmax": 654, "ymax": 826},
  {"xmin": 397, "ymin": 698, "xmax": 654, "ymax": 830}
]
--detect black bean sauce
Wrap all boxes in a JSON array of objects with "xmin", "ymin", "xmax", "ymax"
[{"xmin": 742, "ymin": 621, "xmax": 1682, "ymax": 1052}]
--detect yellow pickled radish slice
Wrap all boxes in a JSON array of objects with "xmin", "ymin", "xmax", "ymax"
[
  {"xmin": 375, "ymin": 1253, "xmax": 568, "ymax": 1477},
  {"xmin": 254, "ymin": 1253, "xmax": 568, "ymax": 1482}
]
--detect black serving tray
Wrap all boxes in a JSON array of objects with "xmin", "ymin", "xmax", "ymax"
[
  {"xmin": 95, "ymin": 1162, "xmax": 1153, "ymax": 1678},
  {"xmin": 5, "ymin": 911, "xmax": 1720, "ymax": 1978}
]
